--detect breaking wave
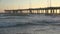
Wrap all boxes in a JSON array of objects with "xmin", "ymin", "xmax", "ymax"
[{"xmin": 0, "ymin": 14, "xmax": 60, "ymax": 28}]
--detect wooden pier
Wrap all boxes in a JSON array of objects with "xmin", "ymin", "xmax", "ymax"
[{"xmin": 4, "ymin": 7, "xmax": 60, "ymax": 15}]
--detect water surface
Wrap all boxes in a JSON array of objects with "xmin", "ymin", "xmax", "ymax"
[{"xmin": 0, "ymin": 14, "xmax": 60, "ymax": 34}]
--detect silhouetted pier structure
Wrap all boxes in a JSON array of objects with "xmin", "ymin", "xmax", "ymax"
[{"xmin": 4, "ymin": 7, "xmax": 60, "ymax": 15}]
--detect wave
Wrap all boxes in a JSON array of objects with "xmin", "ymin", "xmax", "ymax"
[
  {"xmin": 0, "ymin": 20, "xmax": 60, "ymax": 28},
  {"xmin": 0, "ymin": 14, "xmax": 60, "ymax": 28}
]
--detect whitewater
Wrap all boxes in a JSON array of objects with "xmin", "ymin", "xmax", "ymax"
[{"xmin": 0, "ymin": 14, "xmax": 60, "ymax": 34}]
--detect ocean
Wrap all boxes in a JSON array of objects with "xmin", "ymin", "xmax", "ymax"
[{"xmin": 0, "ymin": 14, "xmax": 60, "ymax": 34}]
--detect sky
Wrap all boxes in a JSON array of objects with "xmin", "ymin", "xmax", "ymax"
[{"xmin": 0, "ymin": 0, "xmax": 60, "ymax": 12}]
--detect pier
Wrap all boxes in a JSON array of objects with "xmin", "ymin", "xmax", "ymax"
[{"xmin": 4, "ymin": 7, "xmax": 60, "ymax": 15}]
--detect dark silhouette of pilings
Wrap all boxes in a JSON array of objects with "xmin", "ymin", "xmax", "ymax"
[{"xmin": 29, "ymin": 9, "xmax": 32, "ymax": 14}]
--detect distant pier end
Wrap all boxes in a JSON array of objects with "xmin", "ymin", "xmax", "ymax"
[{"xmin": 4, "ymin": 7, "xmax": 60, "ymax": 15}]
